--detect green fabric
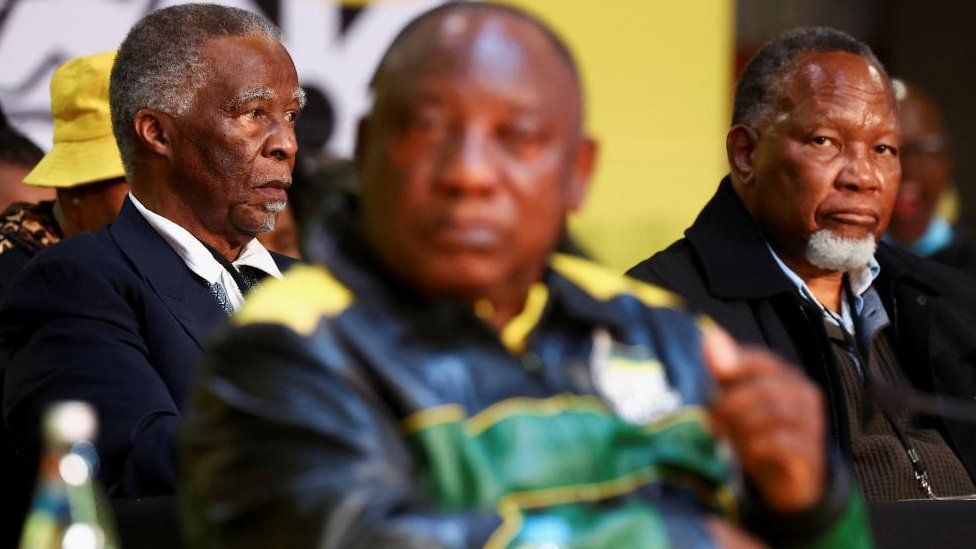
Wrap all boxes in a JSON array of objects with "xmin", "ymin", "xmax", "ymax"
[
  {"xmin": 787, "ymin": 493, "xmax": 873, "ymax": 549},
  {"xmin": 404, "ymin": 398, "xmax": 728, "ymax": 547},
  {"xmin": 404, "ymin": 401, "xmax": 726, "ymax": 511}
]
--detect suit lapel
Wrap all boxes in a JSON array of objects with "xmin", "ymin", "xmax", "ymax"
[{"xmin": 109, "ymin": 198, "xmax": 224, "ymax": 348}]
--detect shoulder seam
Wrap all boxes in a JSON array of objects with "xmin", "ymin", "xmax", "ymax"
[
  {"xmin": 550, "ymin": 253, "xmax": 684, "ymax": 310},
  {"xmin": 234, "ymin": 264, "xmax": 353, "ymax": 335}
]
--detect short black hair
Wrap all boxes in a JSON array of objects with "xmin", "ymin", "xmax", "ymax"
[
  {"xmin": 370, "ymin": 1, "xmax": 581, "ymax": 94},
  {"xmin": 732, "ymin": 26, "xmax": 887, "ymax": 126},
  {"xmin": 0, "ymin": 118, "xmax": 43, "ymax": 169}
]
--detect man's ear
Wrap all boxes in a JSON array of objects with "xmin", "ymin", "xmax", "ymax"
[
  {"xmin": 566, "ymin": 136, "xmax": 598, "ymax": 212},
  {"xmin": 133, "ymin": 108, "xmax": 174, "ymax": 159},
  {"xmin": 726, "ymin": 124, "xmax": 760, "ymax": 187}
]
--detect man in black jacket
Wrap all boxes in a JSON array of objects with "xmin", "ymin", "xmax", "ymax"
[{"xmin": 629, "ymin": 27, "xmax": 976, "ymax": 502}]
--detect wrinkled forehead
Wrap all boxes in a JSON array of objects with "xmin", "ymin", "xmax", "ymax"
[
  {"xmin": 195, "ymin": 34, "xmax": 298, "ymax": 103},
  {"xmin": 375, "ymin": 12, "xmax": 580, "ymax": 116},
  {"xmin": 782, "ymin": 51, "xmax": 896, "ymax": 114}
]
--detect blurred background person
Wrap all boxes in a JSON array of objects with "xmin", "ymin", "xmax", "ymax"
[
  {"xmin": 0, "ymin": 103, "xmax": 53, "ymax": 209},
  {"xmin": 0, "ymin": 51, "xmax": 128, "ymax": 296},
  {"xmin": 883, "ymin": 79, "xmax": 976, "ymax": 274}
]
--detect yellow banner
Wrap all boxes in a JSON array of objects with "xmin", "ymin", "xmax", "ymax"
[{"xmin": 505, "ymin": 0, "xmax": 733, "ymax": 270}]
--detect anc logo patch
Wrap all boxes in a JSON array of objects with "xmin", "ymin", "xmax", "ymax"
[{"xmin": 590, "ymin": 328, "xmax": 682, "ymax": 425}]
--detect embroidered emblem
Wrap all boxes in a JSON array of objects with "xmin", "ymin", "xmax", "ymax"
[{"xmin": 590, "ymin": 328, "xmax": 682, "ymax": 424}]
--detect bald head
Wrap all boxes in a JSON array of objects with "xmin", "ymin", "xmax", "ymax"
[
  {"xmin": 369, "ymin": 2, "xmax": 583, "ymax": 130},
  {"xmin": 895, "ymin": 80, "xmax": 948, "ymax": 155},
  {"xmin": 887, "ymin": 80, "xmax": 952, "ymax": 243},
  {"xmin": 354, "ymin": 1, "xmax": 596, "ymax": 313}
]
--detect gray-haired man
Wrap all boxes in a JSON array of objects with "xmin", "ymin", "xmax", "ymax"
[
  {"xmin": 630, "ymin": 27, "xmax": 976, "ymax": 502},
  {"xmin": 1, "ymin": 3, "xmax": 300, "ymax": 499}
]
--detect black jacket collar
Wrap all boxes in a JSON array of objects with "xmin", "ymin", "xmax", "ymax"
[
  {"xmin": 687, "ymin": 176, "xmax": 940, "ymax": 300},
  {"xmin": 685, "ymin": 177, "xmax": 795, "ymax": 300}
]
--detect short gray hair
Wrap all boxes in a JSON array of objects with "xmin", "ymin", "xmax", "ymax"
[
  {"xmin": 732, "ymin": 27, "xmax": 888, "ymax": 127},
  {"xmin": 110, "ymin": 3, "xmax": 281, "ymax": 176}
]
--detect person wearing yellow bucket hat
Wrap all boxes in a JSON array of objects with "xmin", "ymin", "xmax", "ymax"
[{"xmin": 0, "ymin": 51, "xmax": 128, "ymax": 297}]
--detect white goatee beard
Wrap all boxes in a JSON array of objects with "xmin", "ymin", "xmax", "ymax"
[
  {"xmin": 260, "ymin": 201, "xmax": 288, "ymax": 232},
  {"xmin": 804, "ymin": 229, "xmax": 876, "ymax": 272}
]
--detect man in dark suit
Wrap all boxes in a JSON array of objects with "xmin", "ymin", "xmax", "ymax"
[
  {"xmin": 1, "ymin": 3, "xmax": 301, "ymax": 500},
  {"xmin": 629, "ymin": 28, "xmax": 976, "ymax": 502}
]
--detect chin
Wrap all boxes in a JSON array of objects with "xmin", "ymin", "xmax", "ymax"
[
  {"xmin": 412, "ymin": 256, "xmax": 508, "ymax": 299},
  {"xmin": 805, "ymin": 229, "xmax": 877, "ymax": 272}
]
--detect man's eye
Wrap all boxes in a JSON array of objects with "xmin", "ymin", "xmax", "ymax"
[
  {"xmin": 810, "ymin": 136, "xmax": 831, "ymax": 146},
  {"xmin": 502, "ymin": 126, "xmax": 537, "ymax": 143},
  {"xmin": 248, "ymin": 107, "xmax": 264, "ymax": 119},
  {"xmin": 285, "ymin": 111, "xmax": 299, "ymax": 123},
  {"xmin": 411, "ymin": 112, "xmax": 444, "ymax": 132},
  {"xmin": 875, "ymin": 144, "xmax": 898, "ymax": 156},
  {"xmin": 499, "ymin": 125, "xmax": 546, "ymax": 156}
]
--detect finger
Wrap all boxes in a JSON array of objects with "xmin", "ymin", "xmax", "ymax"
[
  {"xmin": 701, "ymin": 325, "xmax": 739, "ymax": 380},
  {"xmin": 713, "ymin": 383, "xmax": 820, "ymax": 440},
  {"xmin": 702, "ymin": 328, "xmax": 797, "ymax": 387}
]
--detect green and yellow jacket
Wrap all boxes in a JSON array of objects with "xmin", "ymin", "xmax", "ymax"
[{"xmin": 182, "ymin": 228, "xmax": 870, "ymax": 548}]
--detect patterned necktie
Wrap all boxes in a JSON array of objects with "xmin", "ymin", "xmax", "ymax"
[
  {"xmin": 209, "ymin": 281, "xmax": 234, "ymax": 316},
  {"xmin": 237, "ymin": 265, "xmax": 269, "ymax": 293},
  {"xmin": 206, "ymin": 266, "xmax": 270, "ymax": 316}
]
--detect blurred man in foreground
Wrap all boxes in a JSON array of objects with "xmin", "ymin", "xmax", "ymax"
[
  {"xmin": 630, "ymin": 28, "xmax": 976, "ymax": 501},
  {"xmin": 0, "ymin": 51, "xmax": 129, "ymax": 296},
  {"xmin": 183, "ymin": 4, "xmax": 869, "ymax": 547},
  {"xmin": 883, "ymin": 80, "xmax": 976, "ymax": 273},
  {"xmin": 1, "ymin": 3, "xmax": 300, "ymax": 499}
]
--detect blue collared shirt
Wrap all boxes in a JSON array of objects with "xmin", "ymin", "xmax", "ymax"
[{"xmin": 765, "ymin": 242, "xmax": 882, "ymax": 336}]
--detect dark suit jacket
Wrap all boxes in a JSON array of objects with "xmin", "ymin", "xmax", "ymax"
[
  {"xmin": 0, "ymin": 197, "xmax": 297, "ymax": 498},
  {"xmin": 628, "ymin": 177, "xmax": 976, "ymax": 480}
]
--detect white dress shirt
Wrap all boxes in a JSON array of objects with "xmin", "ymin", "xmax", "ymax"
[{"xmin": 128, "ymin": 192, "xmax": 282, "ymax": 312}]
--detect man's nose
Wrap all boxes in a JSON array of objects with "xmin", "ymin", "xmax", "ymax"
[
  {"xmin": 434, "ymin": 128, "xmax": 498, "ymax": 196},
  {"xmin": 264, "ymin": 117, "xmax": 298, "ymax": 162},
  {"xmin": 837, "ymin": 145, "xmax": 882, "ymax": 192}
]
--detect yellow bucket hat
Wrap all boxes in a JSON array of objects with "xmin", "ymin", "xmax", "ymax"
[{"xmin": 24, "ymin": 51, "xmax": 125, "ymax": 188}]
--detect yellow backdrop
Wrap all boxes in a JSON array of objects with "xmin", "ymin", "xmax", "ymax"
[{"xmin": 505, "ymin": 0, "xmax": 734, "ymax": 270}]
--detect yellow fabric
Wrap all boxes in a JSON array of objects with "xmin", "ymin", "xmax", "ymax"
[
  {"xmin": 234, "ymin": 264, "xmax": 353, "ymax": 335},
  {"xmin": 502, "ymin": 0, "xmax": 733, "ymax": 270},
  {"xmin": 467, "ymin": 393, "xmax": 608, "ymax": 436},
  {"xmin": 399, "ymin": 404, "xmax": 467, "ymax": 436},
  {"xmin": 550, "ymin": 253, "xmax": 683, "ymax": 310},
  {"xmin": 497, "ymin": 283, "xmax": 549, "ymax": 355},
  {"xmin": 24, "ymin": 51, "xmax": 126, "ymax": 188}
]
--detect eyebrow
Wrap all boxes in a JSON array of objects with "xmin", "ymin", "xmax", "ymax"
[
  {"xmin": 225, "ymin": 86, "xmax": 307, "ymax": 111},
  {"xmin": 226, "ymin": 87, "xmax": 276, "ymax": 110},
  {"xmin": 293, "ymin": 87, "xmax": 307, "ymax": 109}
]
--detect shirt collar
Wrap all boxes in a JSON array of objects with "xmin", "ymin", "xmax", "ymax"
[
  {"xmin": 764, "ymin": 241, "xmax": 880, "ymax": 333},
  {"xmin": 128, "ymin": 192, "xmax": 281, "ymax": 284}
]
